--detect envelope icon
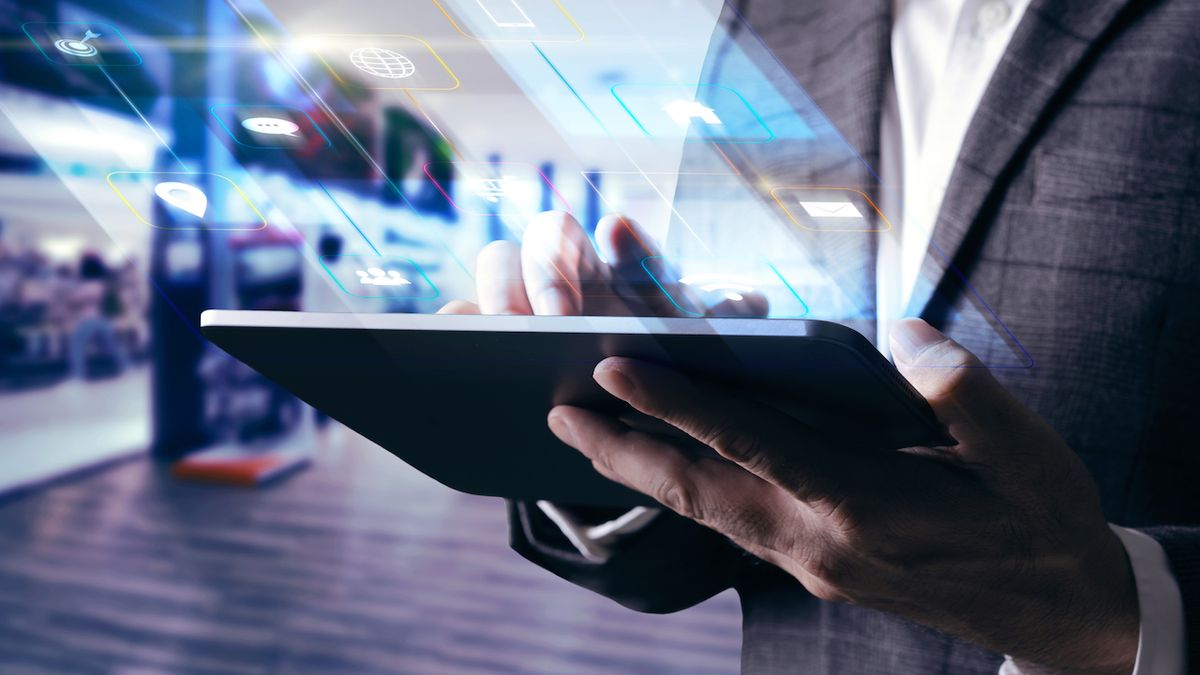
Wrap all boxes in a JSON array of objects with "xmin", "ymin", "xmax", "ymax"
[{"xmin": 798, "ymin": 200, "xmax": 865, "ymax": 219}]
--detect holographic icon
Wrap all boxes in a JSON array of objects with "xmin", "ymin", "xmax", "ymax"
[
  {"xmin": 663, "ymin": 100, "xmax": 723, "ymax": 127},
  {"xmin": 356, "ymin": 268, "xmax": 412, "ymax": 287},
  {"xmin": 54, "ymin": 29, "xmax": 101, "ymax": 58},
  {"xmin": 240, "ymin": 116, "xmax": 302, "ymax": 137},
  {"xmin": 23, "ymin": 21, "xmax": 141, "ymax": 67},
  {"xmin": 772, "ymin": 187, "xmax": 891, "ymax": 233},
  {"xmin": 471, "ymin": 175, "xmax": 522, "ymax": 203},
  {"xmin": 311, "ymin": 35, "xmax": 457, "ymax": 91},
  {"xmin": 320, "ymin": 255, "xmax": 439, "ymax": 300},
  {"xmin": 476, "ymin": 0, "xmax": 536, "ymax": 28},
  {"xmin": 678, "ymin": 274, "xmax": 756, "ymax": 302},
  {"xmin": 349, "ymin": 47, "xmax": 416, "ymax": 79},
  {"xmin": 613, "ymin": 84, "xmax": 772, "ymax": 143},
  {"xmin": 109, "ymin": 172, "xmax": 265, "ymax": 231},
  {"xmin": 425, "ymin": 161, "xmax": 569, "ymax": 218},
  {"xmin": 798, "ymin": 201, "xmax": 865, "ymax": 219},
  {"xmin": 211, "ymin": 105, "xmax": 331, "ymax": 151},
  {"xmin": 153, "ymin": 182, "xmax": 208, "ymax": 219}
]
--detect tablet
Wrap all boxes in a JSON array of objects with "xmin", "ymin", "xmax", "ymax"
[{"xmin": 201, "ymin": 311, "xmax": 953, "ymax": 507}]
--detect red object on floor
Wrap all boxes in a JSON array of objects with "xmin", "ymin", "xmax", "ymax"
[{"xmin": 171, "ymin": 445, "xmax": 310, "ymax": 487}]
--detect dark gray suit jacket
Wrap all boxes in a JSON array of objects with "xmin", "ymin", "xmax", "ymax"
[{"xmin": 511, "ymin": 0, "xmax": 1200, "ymax": 672}]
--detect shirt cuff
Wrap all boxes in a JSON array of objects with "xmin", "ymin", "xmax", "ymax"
[
  {"xmin": 535, "ymin": 501, "xmax": 659, "ymax": 563},
  {"xmin": 999, "ymin": 525, "xmax": 1186, "ymax": 675},
  {"xmin": 1111, "ymin": 525, "xmax": 1187, "ymax": 675}
]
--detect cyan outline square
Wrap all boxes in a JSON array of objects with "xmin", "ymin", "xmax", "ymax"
[
  {"xmin": 22, "ymin": 21, "xmax": 142, "ymax": 67},
  {"xmin": 210, "ymin": 104, "xmax": 332, "ymax": 151}
]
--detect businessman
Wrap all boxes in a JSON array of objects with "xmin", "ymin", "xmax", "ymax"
[{"xmin": 442, "ymin": 0, "xmax": 1198, "ymax": 672}]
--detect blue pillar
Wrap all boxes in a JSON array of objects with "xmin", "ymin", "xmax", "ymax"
[
  {"xmin": 583, "ymin": 170, "xmax": 601, "ymax": 235},
  {"xmin": 486, "ymin": 153, "xmax": 505, "ymax": 241},
  {"xmin": 539, "ymin": 161, "xmax": 554, "ymax": 213}
]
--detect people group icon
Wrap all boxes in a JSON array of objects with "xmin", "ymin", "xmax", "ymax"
[{"xmin": 356, "ymin": 268, "xmax": 413, "ymax": 287}]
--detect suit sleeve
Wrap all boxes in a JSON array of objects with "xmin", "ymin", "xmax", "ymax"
[
  {"xmin": 1141, "ymin": 527, "xmax": 1199, "ymax": 670},
  {"xmin": 507, "ymin": 500, "xmax": 743, "ymax": 614}
]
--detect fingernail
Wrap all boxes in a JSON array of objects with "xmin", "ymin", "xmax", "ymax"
[
  {"xmin": 594, "ymin": 360, "xmax": 635, "ymax": 400},
  {"xmin": 890, "ymin": 319, "xmax": 945, "ymax": 363},
  {"xmin": 547, "ymin": 410, "xmax": 577, "ymax": 448},
  {"xmin": 533, "ymin": 287, "xmax": 574, "ymax": 315}
]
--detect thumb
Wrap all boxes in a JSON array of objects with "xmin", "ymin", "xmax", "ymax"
[{"xmin": 889, "ymin": 319, "xmax": 1031, "ymax": 453}]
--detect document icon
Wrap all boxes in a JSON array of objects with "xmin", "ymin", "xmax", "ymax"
[
  {"xmin": 771, "ymin": 187, "xmax": 891, "ymax": 232},
  {"xmin": 798, "ymin": 200, "xmax": 864, "ymax": 219}
]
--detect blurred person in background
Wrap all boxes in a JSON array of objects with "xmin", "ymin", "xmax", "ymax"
[{"xmin": 67, "ymin": 253, "xmax": 129, "ymax": 380}]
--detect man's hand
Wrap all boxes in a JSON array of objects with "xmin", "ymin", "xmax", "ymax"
[
  {"xmin": 547, "ymin": 318, "xmax": 1140, "ymax": 674},
  {"xmin": 438, "ymin": 209, "xmax": 764, "ymax": 319}
]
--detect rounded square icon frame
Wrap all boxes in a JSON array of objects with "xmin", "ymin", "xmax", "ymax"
[
  {"xmin": 312, "ymin": 34, "xmax": 460, "ymax": 92},
  {"xmin": 106, "ymin": 171, "xmax": 268, "ymax": 232},
  {"xmin": 611, "ymin": 83, "xmax": 775, "ymax": 144},
  {"xmin": 22, "ymin": 21, "xmax": 143, "ymax": 67},
  {"xmin": 770, "ymin": 186, "xmax": 893, "ymax": 233},
  {"xmin": 430, "ymin": 0, "xmax": 585, "ymax": 43},
  {"xmin": 210, "ymin": 104, "xmax": 333, "ymax": 150},
  {"xmin": 319, "ymin": 254, "xmax": 441, "ymax": 300}
]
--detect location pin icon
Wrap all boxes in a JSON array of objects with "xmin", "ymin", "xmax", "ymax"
[{"xmin": 154, "ymin": 181, "xmax": 208, "ymax": 218}]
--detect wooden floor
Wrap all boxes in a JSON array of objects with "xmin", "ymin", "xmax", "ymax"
[{"xmin": 0, "ymin": 426, "xmax": 741, "ymax": 674}]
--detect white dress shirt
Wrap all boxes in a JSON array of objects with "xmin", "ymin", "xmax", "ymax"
[
  {"xmin": 882, "ymin": 1, "xmax": 1184, "ymax": 672},
  {"xmin": 548, "ymin": 1, "xmax": 1186, "ymax": 671}
]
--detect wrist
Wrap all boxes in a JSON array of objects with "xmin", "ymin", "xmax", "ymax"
[{"xmin": 1047, "ymin": 529, "xmax": 1140, "ymax": 675}]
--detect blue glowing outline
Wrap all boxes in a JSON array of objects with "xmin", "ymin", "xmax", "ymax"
[
  {"xmin": 316, "ymin": 182, "xmax": 381, "ymax": 255},
  {"xmin": 532, "ymin": 43, "xmax": 609, "ymax": 134}
]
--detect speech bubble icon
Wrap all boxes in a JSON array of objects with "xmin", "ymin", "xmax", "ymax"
[
  {"xmin": 154, "ymin": 181, "xmax": 208, "ymax": 218},
  {"xmin": 240, "ymin": 116, "xmax": 301, "ymax": 136}
]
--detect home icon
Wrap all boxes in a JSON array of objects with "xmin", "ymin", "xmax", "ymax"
[{"xmin": 662, "ymin": 99, "xmax": 723, "ymax": 126}]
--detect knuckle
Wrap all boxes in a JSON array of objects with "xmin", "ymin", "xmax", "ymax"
[
  {"xmin": 695, "ymin": 420, "xmax": 765, "ymax": 467},
  {"xmin": 653, "ymin": 469, "xmax": 701, "ymax": 520},
  {"xmin": 809, "ymin": 548, "xmax": 859, "ymax": 590},
  {"xmin": 713, "ymin": 429, "xmax": 763, "ymax": 465}
]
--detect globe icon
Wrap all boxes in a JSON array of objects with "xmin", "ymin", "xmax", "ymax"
[{"xmin": 349, "ymin": 47, "xmax": 416, "ymax": 80}]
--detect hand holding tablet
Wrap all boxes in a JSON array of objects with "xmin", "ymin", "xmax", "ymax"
[{"xmin": 203, "ymin": 211, "xmax": 951, "ymax": 506}]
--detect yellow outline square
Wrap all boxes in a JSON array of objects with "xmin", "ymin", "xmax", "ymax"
[
  {"xmin": 431, "ymin": 0, "xmax": 584, "ymax": 43},
  {"xmin": 771, "ymin": 186, "xmax": 892, "ymax": 233},
  {"xmin": 311, "ymin": 34, "xmax": 460, "ymax": 92},
  {"xmin": 107, "ymin": 171, "xmax": 268, "ymax": 231}
]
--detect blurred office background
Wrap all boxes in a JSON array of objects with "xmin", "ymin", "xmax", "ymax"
[{"xmin": 0, "ymin": 0, "xmax": 741, "ymax": 672}]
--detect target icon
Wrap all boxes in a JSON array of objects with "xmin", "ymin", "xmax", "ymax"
[{"xmin": 53, "ymin": 29, "xmax": 101, "ymax": 58}]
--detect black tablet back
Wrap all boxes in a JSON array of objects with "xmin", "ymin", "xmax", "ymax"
[{"xmin": 201, "ymin": 311, "xmax": 952, "ymax": 507}]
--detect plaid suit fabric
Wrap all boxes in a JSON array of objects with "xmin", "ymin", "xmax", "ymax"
[{"xmin": 510, "ymin": 0, "xmax": 1200, "ymax": 672}]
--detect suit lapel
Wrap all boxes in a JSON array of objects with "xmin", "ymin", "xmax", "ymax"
[{"xmin": 909, "ymin": 0, "xmax": 1140, "ymax": 319}]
